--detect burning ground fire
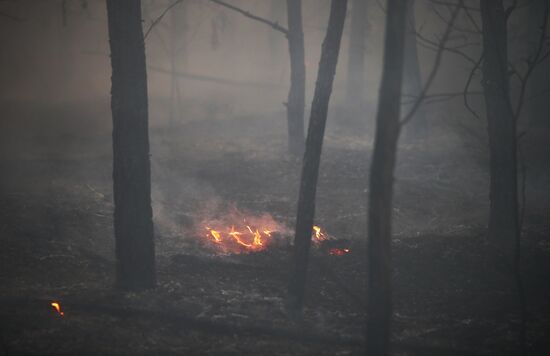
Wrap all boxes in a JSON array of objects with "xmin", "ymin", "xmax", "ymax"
[
  {"xmin": 51, "ymin": 301, "xmax": 64, "ymax": 316},
  {"xmin": 197, "ymin": 207, "xmax": 350, "ymax": 255}
]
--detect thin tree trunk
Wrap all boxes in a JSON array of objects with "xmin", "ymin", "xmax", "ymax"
[
  {"xmin": 106, "ymin": 0, "xmax": 156, "ymax": 290},
  {"xmin": 169, "ymin": 3, "xmax": 178, "ymax": 127},
  {"xmin": 526, "ymin": 0, "xmax": 550, "ymax": 128},
  {"xmin": 286, "ymin": 0, "xmax": 306, "ymax": 156},
  {"xmin": 345, "ymin": 0, "xmax": 367, "ymax": 116},
  {"xmin": 365, "ymin": 0, "xmax": 408, "ymax": 354},
  {"xmin": 269, "ymin": 0, "xmax": 286, "ymax": 65},
  {"xmin": 480, "ymin": 0, "xmax": 518, "ymax": 261},
  {"xmin": 287, "ymin": 0, "xmax": 348, "ymax": 312},
  {"xmin": 402, "ymin": 0, "xmax": 427, "ymax": 139}
]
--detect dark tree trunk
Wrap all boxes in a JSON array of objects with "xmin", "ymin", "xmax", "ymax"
[
  {"xmin": 526, "ymin": 0, "xmax": 550, "ymax": 128},
  {"xmin": 286, "ymin": 0, "xmax": 306, "ymax": 156},
  {"xmin": 106, "ymin": 0, "xmax": 156, "ymax": 290},
  {"xmin": 402, "ymin": 0, "xmax": 427, "ymax": 139},
  {"xmin": 365, "ymin": 0, "xmax": 408, "ymax": 354},
  {"xmin": 287, "ymin": 0, "xmax": 348, "ymax": 312},
  {"xmin": 480, "ymin": 0, "xmax": 518, "ymax": 261},
  {"xmin": 345, "ymin": 0, "xmax": 367, "ymax": 115}
]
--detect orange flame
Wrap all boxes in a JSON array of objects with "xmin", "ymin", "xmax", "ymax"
[
  {"xmin": 51, "ymin": 301, "xmax": 64, "ymax": 316},
  {"xmin": 197, "ymin": 206, "xmax": 333, "ymax": 254},
  {"xmin": 313, "ymin": 225, "xmax": 328, "ymax": 242},
  {"xmin": 205, "ymin": 227, "xmax": 222, "ymax": 243},
  {"xmin": 204, "ymin": 225, "xmax": 269, "ymax": 251}
]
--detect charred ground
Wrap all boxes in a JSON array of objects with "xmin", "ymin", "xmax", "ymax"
[{"xmin": 1, "ymin": 101, "xmax": 549, "ymax": 355}]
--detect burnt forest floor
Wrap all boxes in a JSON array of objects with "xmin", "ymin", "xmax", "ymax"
[{"xmin": 1, "ymin": 102, "xmax": 550, "ymax": 355}]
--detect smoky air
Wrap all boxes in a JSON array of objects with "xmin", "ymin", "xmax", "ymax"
[{"xmin": 1, "ymin": 0, "xmax": 549, "ymax": 355}]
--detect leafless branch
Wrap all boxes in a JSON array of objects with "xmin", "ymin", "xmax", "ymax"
[
  {"xmin": 208, "ymin": 0, "xmax": 288, "ymax": 36},
  {"xmin": 427, "ymin": 0, "xmax": 479, "ymax": 12},
  {"xmin": 401, "ymin": 0, "xmax": 464, "ymax": 126},
  {"xmin": 144, "ymin": 0, "xmax": 183, "ymax": 39},
  {"xmin": 463, "ymin": 53, "xmax": 483, "ymax": 119},
  {"xmin": 402, "ymin": 90, "xmax": 482, "ymax": 105},
  {"xmin": 462, "ymin": 3, "xmax": 481, "ymax": 32},
  {"xmin": 415, "ymin": 30, "xmax": 478, "ymax": 65},
  {"xmin": 432, "ymin": 4, "xmax": 480, "ymax": 34},
  {"xmin": 512, "ymin": 1, "xmax": 549, "ymax": 120}
]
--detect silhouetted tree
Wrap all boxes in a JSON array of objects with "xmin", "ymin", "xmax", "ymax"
[
  {"xmin": 106, "ymin": 0, "xmax": 156, "ymax": 290},
  {"xmin": 402, "ymin": 0, "xmax": 427, "ymax": 139},
  {"xmin": 365, "ymin": 0, "xmax": 408, "ymax": 354},
  {"xmin": 526, "ymin": 0, "xmax": 550, "ymax": 128},
  {"xmin": 479, "ymin": 0, "xmax": 518, "ymax": 261},
  {"xmin": 287, "ymin": 0, "xmax": 348, "ymax": 312},
  {"xmin": 206, "ymin": 0, "xmax": 305, "ymax": 156},
  {"xmin": 168, "ymin": 0, "xmax": 186, "ymax": 127},
  {"xmin": 269, "ymin": 0, "xmax": 286, "ymax": 65},
  {"xmin": 286, "ymin": 0, "xmax": 306, "ymax": 156},
  {"xmin": 345, "ymin": 0, "xmax": 367, "ymax": 117}
]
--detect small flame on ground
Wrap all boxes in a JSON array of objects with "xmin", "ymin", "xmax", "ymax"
[
  {"xmin": 313, "ymin": 225, "xmax": 327, "ymax": 242},
  {"xmin": 197, "ymin": 206, "xmax": 337, "ymax": 254},
  {"xmin": 51, "ymin": 301, "xmax": 64, "ymax": 316},
  {"xmin": 205, "ymin": 225, "xmax": 267, "ymax": 251}
]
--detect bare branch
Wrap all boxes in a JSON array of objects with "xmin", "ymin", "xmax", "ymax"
[
  {"xmin": 415, "ymin": 30, "xmax": 478, "ymax": 65},
  {"xmin": 463, "ymin": 53, "xmax": 483, "ymax": 119},
  {"xmin": 144, "ymin": 0, "xmax": 183, "ymax": 39},
  {"xmin": 402, "ymin": 90, "xmax": 482, "ymax": 105},
  {"xmin": 401, "ymin": 0, "xmax": 464, "ymax": 126},
  {"xmin": 512, "ymin": 1, "xmax": 549, "ymax": 120},
  {"xmin": 208, "ymin": 0, "xmax": 288, "ymax": 36},
  {"xmin": 432, "ymin": 4, "xmax": 480, "ymax": 34},
  {"xmin": 427, "ymin": 0, "xmax": 479, "ymax": 12}
]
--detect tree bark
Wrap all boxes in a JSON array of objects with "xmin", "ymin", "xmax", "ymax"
[
  {"xmin": 365, "ymin": 0, "xmax": 408, "ymax": 354},
  {"xmin": 480, "ymin": 0, "xmax": 518, "ymax": 261},
  {"xmin": 402, "ymin": 0, "xmax": 427, "ymax": 139},
  {"xmin": 286, "ymin": 0, "xmax": 306, "ymax": 156},
  {"xmin": 287, "ymin": 0, "xmax": 348, "ymax": 312},
  {"xmin": 345, "ymin": 0, "xmax": 367, "ymax": 115},
  {"xmin": 106, "ymin": 0, "xmax": 156, "ymax": 290}
]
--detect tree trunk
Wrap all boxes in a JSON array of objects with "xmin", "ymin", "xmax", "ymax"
[
  {"xmin": 402, "ymin": 0, "xmax": 427, "ymax": 139},
  {"xmin": 287, "ymin": 0, "xmax": 348, "ymax": 312},
  {"xmin": 269, "ymin": 0, "xmax": 286, "ymax": 65},
  {"xmin": 480, "ymin": 0, "xmax": 518, "ymax": 261},
  {"xmin": 365, "ymin": 0, "xmax": 408, "ymax": 354},
  {"xmin": 345, "ymin": 0, "xmax": 367, "ymax": 116},
  {"xmin": 286, "ymin": 0, "xmax": 306, "ymax": 156},
  {"xmin": 106, "ymin": 0, "xmax": 156, "ymax": 290},
  {"xmin": 526, "ymin": 0, "xmax": 550, "ymax": 128}
]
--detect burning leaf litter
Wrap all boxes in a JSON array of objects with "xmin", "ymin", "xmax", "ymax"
[{"xmin": 51, "ymin": 301, "xmax": 64, "ymax": 316}]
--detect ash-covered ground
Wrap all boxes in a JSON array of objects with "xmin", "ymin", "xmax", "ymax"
[{"xmin": 1, "ymin": 99, "xmax": 549, "ymax": 355}]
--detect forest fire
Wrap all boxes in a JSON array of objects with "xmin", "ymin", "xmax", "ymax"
[
  {"xmin": 198, "ymin": 208, "xmax": 287, "ymax": 254},
  {"xmin": 198, "ymin": 205, "xmax": 344, "ymax": 256},
  {"xmin": 50, "ymin": 302, "xmax": 64, "ymax": 316},
  {"xmin": 203, "ymin": 223, "xmax": 329, "ymax": 253},
  {"xmin": 204, "ymin": 225, "xmax": 272, "ymax": 251}
]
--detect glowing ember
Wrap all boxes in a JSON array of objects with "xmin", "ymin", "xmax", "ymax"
[
  {"xmin": 51, "ymin": 301, "xmax": 64, "ymax": 316},
  {"xmin": 329, "ymin": 248, "xmax": 351, "ymax": 256}
]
